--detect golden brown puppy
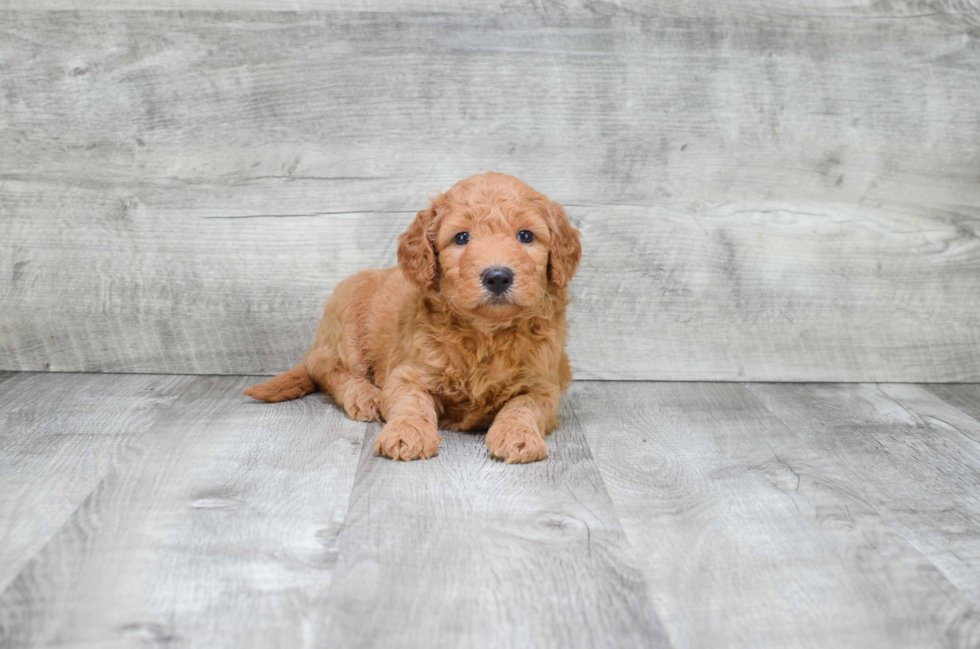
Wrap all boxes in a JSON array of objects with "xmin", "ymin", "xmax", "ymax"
[{"xmin": 244, "ymin": 172, "xmax": 581, "ymax": 463}]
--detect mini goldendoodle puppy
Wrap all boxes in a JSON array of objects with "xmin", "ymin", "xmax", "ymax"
[{"xmin": 244, "ymin": 172, "xmax": 581, "ymax": 463}]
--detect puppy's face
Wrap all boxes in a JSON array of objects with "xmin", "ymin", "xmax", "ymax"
[{"xmin": 398, "ymin": 173, "xmax": 581, "ymax": 320}]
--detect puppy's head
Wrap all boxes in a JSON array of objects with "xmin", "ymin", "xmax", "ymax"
[{"xmin": 398, "ymin": 172, "xmax": 581, "ymax": 319}]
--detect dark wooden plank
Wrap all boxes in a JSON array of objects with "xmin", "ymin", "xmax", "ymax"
[
  {"xmin": 0, "ymin": 375, "xmax": 367, "ymax": 648},
  {"xmin": 1, "ymin": 11, "xmax": 979, "ymax": 379},
  {"xmin": 0, "ymin": 372, "xmax": 192, "ymax": 592},
  {"xmin": 580, "ymin": 381, "xmax": 980, "ymax": 649},
  {"xmin": 315, "ymin": 397, "xmax": 670, "ymax": 648}
]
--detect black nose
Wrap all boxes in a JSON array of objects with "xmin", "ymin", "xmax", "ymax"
[{"xmin": 481, "ymin": 266, "xmax": 514, "ymax": 295}]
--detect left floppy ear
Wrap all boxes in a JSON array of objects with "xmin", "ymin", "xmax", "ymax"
[
  {"xmin": 397, "ymin": 199, "xmax": 440, "ymax": 290},
  {"xmin": 544, "ymin": 200, "xmax": 582, "ymax": 288}
]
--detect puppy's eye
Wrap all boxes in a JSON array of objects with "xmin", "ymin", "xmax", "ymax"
[
  {"xmin": 517, "ymin": 230, "xmax": 534, "ymax": 244},
  {"xmin": 454, "ymin": 232, "xmax": 470, "ymax": 245}
]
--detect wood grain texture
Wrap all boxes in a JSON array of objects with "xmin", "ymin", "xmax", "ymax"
[
  {"xmin": 4, "ymin": 374, "xmax": 980, "ymax": 647},
  {"xmin": 874, "ymin": 382, "xmax": 980, "ymax": 603},
  {"xmin": 1, "ymin": 10, "xmax": 979, "ymax": 380},
  {"xmin": 0, "ymin": 372, "xmax": 192, "ymax": 593},
  {"xmin": 745, "ymin": 383, "xmax": 980, "ymax": 644},
  {"xmin": 922, "ymin": 384, "xmax": 980, "ymax": 423},
  {"xmin": 2, "ymin": 1, "xmax": 979, "ymax": 20},
  {"xmin": 316, "ymin": 398, "xmax": 670, "ymax": 648},
  {"xmin": 0, "ymin": 375, "xmax": 367, "ymax": 649},
  {"xmin": 579, "ymin": 381, "xmax": 980, "ymax": 649}
]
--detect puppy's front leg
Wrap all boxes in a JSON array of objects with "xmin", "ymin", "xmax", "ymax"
[
  {"xmin": 486, "ymin": 392, "xmax": 558, "ymax": 464},
  {"xmin": 374, "ymin": 368, "xmax": 441, "ymax": 461}
]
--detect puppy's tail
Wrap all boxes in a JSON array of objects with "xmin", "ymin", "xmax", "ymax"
[{"xmin": 243, "ymin": 364, "xmax": 315, "ymax": 402}]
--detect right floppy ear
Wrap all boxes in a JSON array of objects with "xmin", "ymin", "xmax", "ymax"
[
  {"xmin": 397, "ymin": 202, "xmax": 438, "ymax": 290},
  {"xmin": 544, "ymin": 200, "xmax": 582, "ymax": 289}
]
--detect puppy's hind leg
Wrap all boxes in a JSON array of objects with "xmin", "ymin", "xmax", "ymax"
[{"xmin": 304, "ymin": 347, "xmax": 382, "ymax": 423}]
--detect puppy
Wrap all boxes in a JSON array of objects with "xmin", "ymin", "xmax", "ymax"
[{"xmin": 244, "ymin": 172, "xmax": 581, "ymax": 463}]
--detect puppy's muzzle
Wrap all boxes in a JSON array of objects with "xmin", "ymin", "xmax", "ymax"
[{"xmin": 481, "ymin": 266, "xmax": 514, "ymax": 296}]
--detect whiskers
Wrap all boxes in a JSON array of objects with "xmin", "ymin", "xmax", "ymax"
[
  {"xmin": 530, "ymin": 280, "xmax": 556, "ymax": 313},
  {"xmin": 542, "ymin": 288, "xmax": 556, "ymax": 311},
  {"xmin": 445, "ymin": 287, "xmax": 464, "ymax": 312},
  {"xmin": 439, "ymin": 275, "xmax": 556, "ymax": 317},
  {"xmin": 476, "ymin": 295, "xmax": 512, "ymax": 309}
]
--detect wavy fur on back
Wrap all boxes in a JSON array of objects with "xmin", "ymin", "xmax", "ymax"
[{"xmin": 245, "ymin": 172, "xmax": 581, "ymax": 463}]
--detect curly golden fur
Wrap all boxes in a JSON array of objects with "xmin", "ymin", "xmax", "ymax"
[{"xmin": 244, "ymin": 172, "xmax": 582, "ymax": 463}]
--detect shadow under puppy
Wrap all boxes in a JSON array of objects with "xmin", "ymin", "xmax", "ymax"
[{"xmin": 245, "ymin": 172, "xmax": 582, "ymax": 463}]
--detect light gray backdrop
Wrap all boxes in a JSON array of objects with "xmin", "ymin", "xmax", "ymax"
[{"xmin": 1, "ymin": 2, "xmax": 978, "ymax": 380}]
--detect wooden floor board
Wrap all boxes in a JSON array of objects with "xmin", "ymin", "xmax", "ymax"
[
  {"xmin": 579, "ymin": 381, "xmax": 980, "ymax": 649},
  {"xmin": 745, "ymin": 383, "xmax": 980, "ymax": 644},
  {"xmin": 314, "ymin": 397, "xmax": 670, "ymax": 649},
  {"xmin": 0, "ymin": 372, "xmax": 192, "ymax": 593},
  {"xmin": 921, "ymin": 385, "xmax": 980, "ymax": 427},
  {"xmin": 0, "ymin": 375, "xmax": 368, "ymax": 649},
  {"xmin": 873, "ymin": 383, "xmax": 980, "ymax": 603},
  {"xmin": 4, "ymin": 374, "xmax": 980, "ymax": 647}
]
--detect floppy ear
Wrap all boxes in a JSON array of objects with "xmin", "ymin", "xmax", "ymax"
[
  {"xmin": 545, "ymin": 200, "xmax": 582, "ymax": 288},
  {"xmin": 397, "ymin": 203, "xmax": 438, "ymax": 290}
]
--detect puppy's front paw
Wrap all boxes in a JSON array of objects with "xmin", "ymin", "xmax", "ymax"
[
  {"xmin": 486, "ymin": 422, "xmax": 547, "ymax": 464},
  {"xmin": 343, "ymin": 382, "xmax": 382, "ymax": 422},
  {"xmin": 373, "ymin": 419, "xmax": 440, "ymax": 461}
]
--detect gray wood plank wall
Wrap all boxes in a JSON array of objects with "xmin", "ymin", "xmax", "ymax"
[
  {"xmin": 1, "ymin": 4, "xmax": 978, "ymax": 380},
  {"xmin": 4, "ymin": 2, "xmax": 980, "ymax": 16}
]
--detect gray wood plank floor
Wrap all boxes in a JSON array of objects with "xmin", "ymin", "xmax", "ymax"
[
  {"xmin": 2, "ymin": 374, "xmax": 980, "ymax": 648},
  {"xmin": 0, "ymin": 373, "xmax": 193, "ymax": 593}
]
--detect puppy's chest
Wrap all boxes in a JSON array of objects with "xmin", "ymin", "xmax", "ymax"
[{"xmin": 431, "ymin": 348, "xmax": 527, "ymax": 429}]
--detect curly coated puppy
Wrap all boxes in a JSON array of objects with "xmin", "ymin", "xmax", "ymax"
[{"xmin": 244, "ymin": 172, "xmax": 582, "ymax": 463}]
